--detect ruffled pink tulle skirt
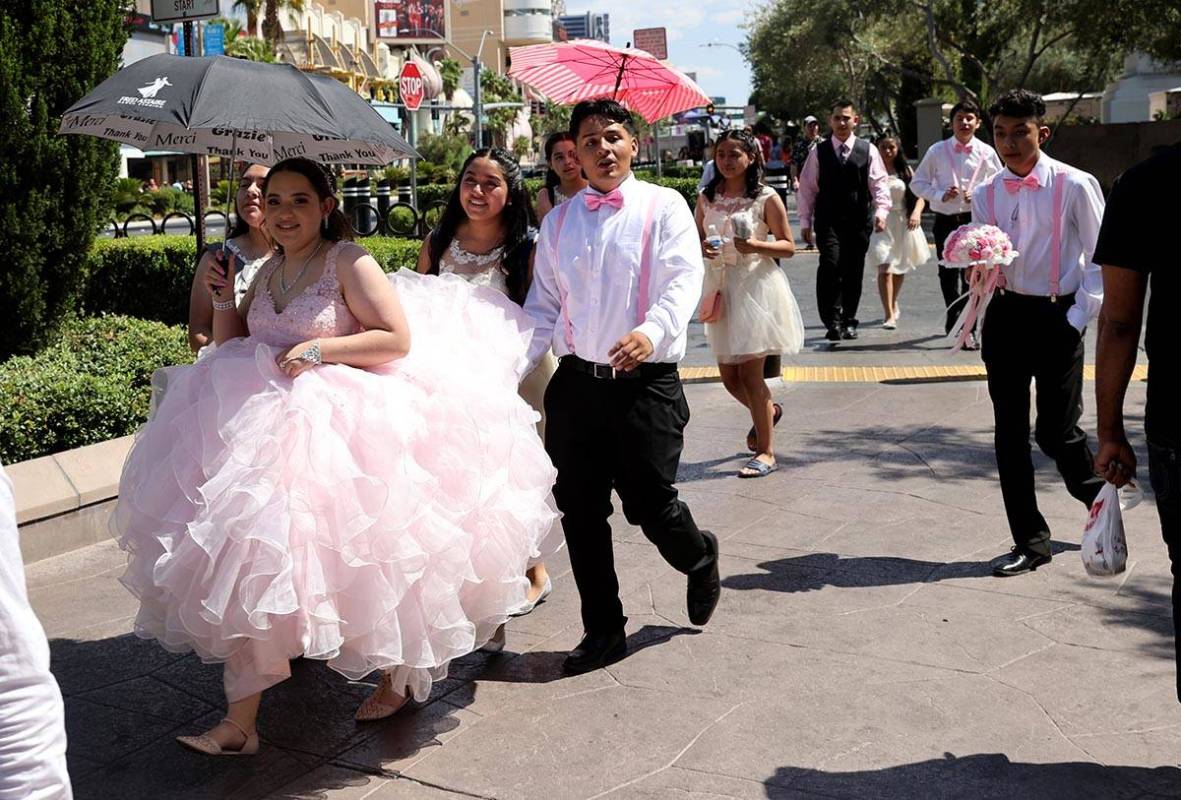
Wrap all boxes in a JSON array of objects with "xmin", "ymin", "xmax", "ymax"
[{"xmin": 114, "ymin": 272, "xmax": 560, "ymax": 702}]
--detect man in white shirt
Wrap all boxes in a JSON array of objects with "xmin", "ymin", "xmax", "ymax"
[
  {"xmin": 0, "ymin": 465, "xmax": 72, "ymax": 799},
  {"xmin": 911, "ymin": 100, "xmax": 1003, "ymax": 340},
  {"xmin": 970, "ymin": 89, "xmax": 1106, "ymax": 577},
  {"xmin": 796, "ymin": 99, "xmax": 892, "ymax": 340},
  {"xmin": 525, "ymin": 100, "xmax": 720, "ymax": 674}
]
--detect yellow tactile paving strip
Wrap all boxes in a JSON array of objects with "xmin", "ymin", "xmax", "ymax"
[{"xmin": 679, "ymin": 364, "xmax": 1149, "ymax": 384}]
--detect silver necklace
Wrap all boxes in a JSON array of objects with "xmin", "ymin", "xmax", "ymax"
[{"xmin": 278, "ymin": 239, "xmax": 325, "ymax": 295}]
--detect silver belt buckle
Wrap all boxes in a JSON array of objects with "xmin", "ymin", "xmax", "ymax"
[{"xmin": 592, "ymin": 362, "xmax": 616, "ymax": 379}]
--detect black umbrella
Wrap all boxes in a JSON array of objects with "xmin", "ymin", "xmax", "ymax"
[{"xmin": 60, "ymin": 53, "xmax": 417, "ymax": 165}]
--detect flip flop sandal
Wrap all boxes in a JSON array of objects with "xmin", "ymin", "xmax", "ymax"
[
  {"xmin": 738, "ymin": 457, "xmax": 778, "ymax": 479},
  {"xmin": 747, "ymin": 403, "xmax": 783, "ymax": 452}
]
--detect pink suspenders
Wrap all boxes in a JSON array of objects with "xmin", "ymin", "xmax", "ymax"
[
  {"xmin": 551, "ymin": 190, "xmax": 661, "ymax": 356},
  {"xmin": 944, "ymin": 139, "xmax": 985, "ymax": 195},
  {"xmin": 986, "ymin": 170, "xmax": 1067, "ymax": 301}
]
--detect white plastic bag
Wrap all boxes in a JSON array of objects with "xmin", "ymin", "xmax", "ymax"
[{"xmin": 1080, "ymin": 481, "xmax": 1141, "ymax": 576}]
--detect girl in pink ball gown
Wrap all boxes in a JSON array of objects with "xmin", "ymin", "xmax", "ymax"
[{"xmin": 114, "ymin": 157, "xmax": 558, "ymax": 755}]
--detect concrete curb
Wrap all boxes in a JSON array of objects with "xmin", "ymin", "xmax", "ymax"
[{"xmin": 10, "ymin": 435, "xmax": 132, "ymax": 564}]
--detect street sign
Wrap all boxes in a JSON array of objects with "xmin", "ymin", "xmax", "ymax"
[
  {"xmin": 151, "ymin": 0, "xmax": 218, "ymax": 24},
  {"xmin": 203, "ymin": 23, "xmax": 224, "ymax": 57},
  {"xmin": 633, "ymin": 27, "xmax": 668, "ymax": 61},
  {"xmin": 399, "ymin": 61, "xmax": 425, "ymax": 111}
]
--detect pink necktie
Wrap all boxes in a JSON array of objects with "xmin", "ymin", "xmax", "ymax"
[
  {"xmin": 954, "ymin": 142, "xmax": 973, "ymax": 154},
  {"xmin": 584, "ymin": 189, "xmax": 624, "ymax": 211},
  {"xmin": 1002, "ymin": 174, "xmax": 1041, "ymax": 195}
]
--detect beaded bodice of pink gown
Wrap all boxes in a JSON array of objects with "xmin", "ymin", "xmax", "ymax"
[{"xmin": 246, "ymin": 241, "xmax": 359, "ymax": 346}]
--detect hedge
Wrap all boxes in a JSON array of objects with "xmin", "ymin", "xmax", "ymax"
[
  {"xmin": 83, "ymin": 235, "xmax": 423, "ymax": 326},
  {"xmin": 0, "ymin": 315, "xmax": 192, "ymax": 463}
]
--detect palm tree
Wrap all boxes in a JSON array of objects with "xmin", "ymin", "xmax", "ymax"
[
  {"xmin": 232, "ymin": 0, "xmax": 261, "ymax": 37},
  {"xmin": 262, "ymin": 0, "xmax": 305, "ymax": 47}
]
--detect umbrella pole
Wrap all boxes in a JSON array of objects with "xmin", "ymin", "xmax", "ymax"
[
  {"xmin": 223, "ymin": 131, "xmax": 239, "ymax": 256},
  {"xmin": 612, "ymin": 55, "xmax": 629, "ymax": 99}
]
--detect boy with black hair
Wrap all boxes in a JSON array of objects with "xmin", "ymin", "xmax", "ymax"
[
  {"xmin": 911, "ymin": 99, "xmax": 1003, "ymax": 341},
  {"xmin": 524, "ymin": 99, "xmax": 720, "ymax": 674},
  {"xmin": 971, "ymin": 89, "xmax": 1105, "ymax": 577},
  {"xmin": 797, "ymin": 99, "xmax": 892, "ymax": 340}
]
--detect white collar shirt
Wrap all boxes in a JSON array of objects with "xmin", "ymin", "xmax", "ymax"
[
  {"xmin": 970, "ymin": 153, "xmax": 1105, "ymax": 331},
  {"xmin": 525, "ymin": 173, "xmax": 704, "ymax": 367},
  {"xmin": 0, "ymin": 467, "xmax": 73, "ymax": 799},
  {"xmin": 911, "ymin": 136, "xmax": 1003, "ymax": 215}
]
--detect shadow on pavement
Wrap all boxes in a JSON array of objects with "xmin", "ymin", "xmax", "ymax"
[
  {"xmin": 475, "ymin": 624, "xmax": 700, "ymax": 686},
  {"xmin": 721, "ymin": 552, "xmax": 995, "ymax": 592},
  {"xmin": 764, "ymin": 752, "xmax": 1181, "ymax": 799}
]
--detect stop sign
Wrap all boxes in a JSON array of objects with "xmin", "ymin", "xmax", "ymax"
[{"xmin": 399, "ymin": 61, "xmax": 424, "ymax": 111}]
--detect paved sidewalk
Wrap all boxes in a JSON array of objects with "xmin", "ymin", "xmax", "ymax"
[{"xmin": 29, "ymin": 376, "xmax": 1180, "ymax": 799}]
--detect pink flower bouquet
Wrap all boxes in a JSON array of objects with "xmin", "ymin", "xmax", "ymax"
[
  {"xmin": 942, "ymin": 224, "xmax": 1018, "ymax": 351},
  {"xmin": 939, "ymin": 223, "xmax": 1017, "ymax": 269}
]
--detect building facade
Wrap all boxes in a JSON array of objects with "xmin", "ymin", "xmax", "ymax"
[{"xmin": 556, "ymin": 12, "xmax": 609, "ymax": 42}]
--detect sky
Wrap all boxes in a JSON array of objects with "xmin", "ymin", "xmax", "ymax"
[{"xmin": 562, "ymin": 0, "xmax": 757, "ymax": 107}]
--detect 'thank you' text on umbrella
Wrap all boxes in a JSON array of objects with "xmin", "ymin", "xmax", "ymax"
[{"xmin": 59, "ymin": 54, "xmax": 417, "ymax": 166}]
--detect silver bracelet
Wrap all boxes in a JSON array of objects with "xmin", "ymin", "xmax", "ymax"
[
  {"xmin": 297, "ymin": 340, "xmax": 322, "ymax": 365},
  {"xmin": 212, "ymin": 298, "xmax": 235, "ymax": 311}
]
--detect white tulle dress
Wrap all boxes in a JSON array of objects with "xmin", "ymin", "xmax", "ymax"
[
  {"xmin": 866, "ymin": 175, "xmax": 932, "ymax": 274},
  {"xmin": 700, "ymin": 186, "xmax": 805, "ymax": 364},
  {"xmin": 114, "ymin": 241, "xmax": 560, "ymax": 703},
  {"xmin": 436, "ymin": 238, "xmax": 557, "ymax": 438}
]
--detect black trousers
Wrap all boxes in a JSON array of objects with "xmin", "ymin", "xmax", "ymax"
[
  {"xmin": 1148, "ymin": 439, "xmax": 1181, "ymax": 701},
  {"xmin": 815, "ymin": 222, "xmax": 871, "ymax": 330},
  {"xmin": 981, "ymin": 291, "xmax": 1104, "ymax": 556},
  {"xmin": 544, "ymin": 361, "xmax": 712, "ymax": 634},
  {"xmin": 934, "ymin": 212, "xmax": 972, "ymax": 334}
]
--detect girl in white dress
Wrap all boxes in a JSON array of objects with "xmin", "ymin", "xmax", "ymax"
[
  {"xmin": 418, "ymin": 148, "xmax": 559, "ymax": 621},
  {"xmin": 534, "ymin": 132, "xmax": 587, "ymax": 222},
  {"xmin": 188, "ymin": 162, "xmax": 273, "ymax": 353},
  {"xmin": 695, "ymin": 130, "xmax": 804, "ymax": 478},
  {"xmin": 867, "ymin": 136, "xmax": 930, "ymax": 329}
]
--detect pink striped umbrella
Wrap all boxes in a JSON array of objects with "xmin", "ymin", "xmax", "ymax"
[{"xmin": 508, "ymin": 39, "xmax": 710, "ymax": 122}]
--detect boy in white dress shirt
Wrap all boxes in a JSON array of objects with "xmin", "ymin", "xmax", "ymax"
[
  {"xmin": 0, "ymin": 466, "xmax": 73, "ymax": 799},
  {"xmin": 524, "ymin": 100, "xmax": 720, "ymax": 674},
  {"xmin": 911, "ymin": 100, "xmax": 1003, "ymax": 340},
  {"xmin": 970, "ymin": 89, "xmax": 1105, "ymax": 577}
]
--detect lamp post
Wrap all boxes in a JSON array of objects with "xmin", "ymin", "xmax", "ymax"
[{"xmin": 417, "ymin": 28, "xmax": 496, "ymax": 148}]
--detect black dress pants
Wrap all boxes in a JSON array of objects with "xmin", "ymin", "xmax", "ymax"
[
  {"xmin": 1148, "ymin": 439, "xmax": 1181, "ymax": 701},
  {"xmin": 981, "ymin": 291, "xmax": 1103, "ymax": 556},
  {"xmin": 815, "ymin": 222, "xmax": 871, "ymax": 331},
  {"xmin": 544, "ymin": 361, "xmax": 712, "ymax": 634},
  {"xmin": 934, "ymin": 212, "xmax": 972, "ymax": 334}
]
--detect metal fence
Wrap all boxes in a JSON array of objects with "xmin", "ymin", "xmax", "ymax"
[{"xmin": 105, "ymin": 199, "xmax": 447, "ymax": 240}]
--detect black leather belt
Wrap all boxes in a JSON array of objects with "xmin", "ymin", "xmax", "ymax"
[{"xmin": 560, "ymin": 355, "xmax": 677, "ymax": 380}]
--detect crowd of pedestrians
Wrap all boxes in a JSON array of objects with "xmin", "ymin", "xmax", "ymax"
[{"xmin": 0, "ymin": 89, "xmax": 1176, "ymax": 797}]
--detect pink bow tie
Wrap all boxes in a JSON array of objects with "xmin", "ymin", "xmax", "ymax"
[
  {"xmin": 584, "ymin": 189, "xmax": 624, "ymax": 211},
  {"xmin": 1003, "ymin": 174, "xmax": 1041, "ymax": 195},
  {"xmin": 954, "ymin": 142, "xmax": 973, "ymax": 154}
]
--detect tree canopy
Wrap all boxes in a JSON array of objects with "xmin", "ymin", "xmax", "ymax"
[{"xmin": 745, "ymin": 0, "xmax": 1181, "ymax": 134}]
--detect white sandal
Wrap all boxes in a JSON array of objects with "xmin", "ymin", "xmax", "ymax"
[
  {"xmin": 355, "ymin": 672, "xmax": 408, "ymax": 722},
  {"xmin": 176, "ymin": 717, "xmax": 259, "ymax": 756}
]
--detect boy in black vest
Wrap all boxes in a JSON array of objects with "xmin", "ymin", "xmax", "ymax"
[{"xmin": 797, "ymin": 99, "xmax": 892, "ymax": 340}]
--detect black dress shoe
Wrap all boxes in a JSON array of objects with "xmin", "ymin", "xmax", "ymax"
[
  {"xmin": 687, "ymin": 531, "xmax": 721, "ymax": 626},
  {"xmin": 841, "ymin": 326, "xmax": 859, "ymax": 340},
  {"xmin": 825, "ymin": 328, "xmax": 841, "ymax": 342},
  {"xmin": 562, "ymin": 629, "xmax": 627, "ymax": 674},
  {"xmin": 991, "ymin": 548, "xmax": 1051, "ymax": 577}
]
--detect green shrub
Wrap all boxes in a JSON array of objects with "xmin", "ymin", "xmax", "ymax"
[
  {"xmin": 82, "ymin": 235, "xmax": 422, "ymax": 326},
  {"xmin": 0, "ymin": 0, "xmax": 127, "ymax": 358},
  {"xmin": 0, "ymin": 315, "xmax": 192, "ymax": 463},
  {"xmin": 364, "ymin": 237, "xmax": 422, "ymax": 272},
  {"xmin": 84, "ymin": 236, "xmax": 200, "ymax": 325}
]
